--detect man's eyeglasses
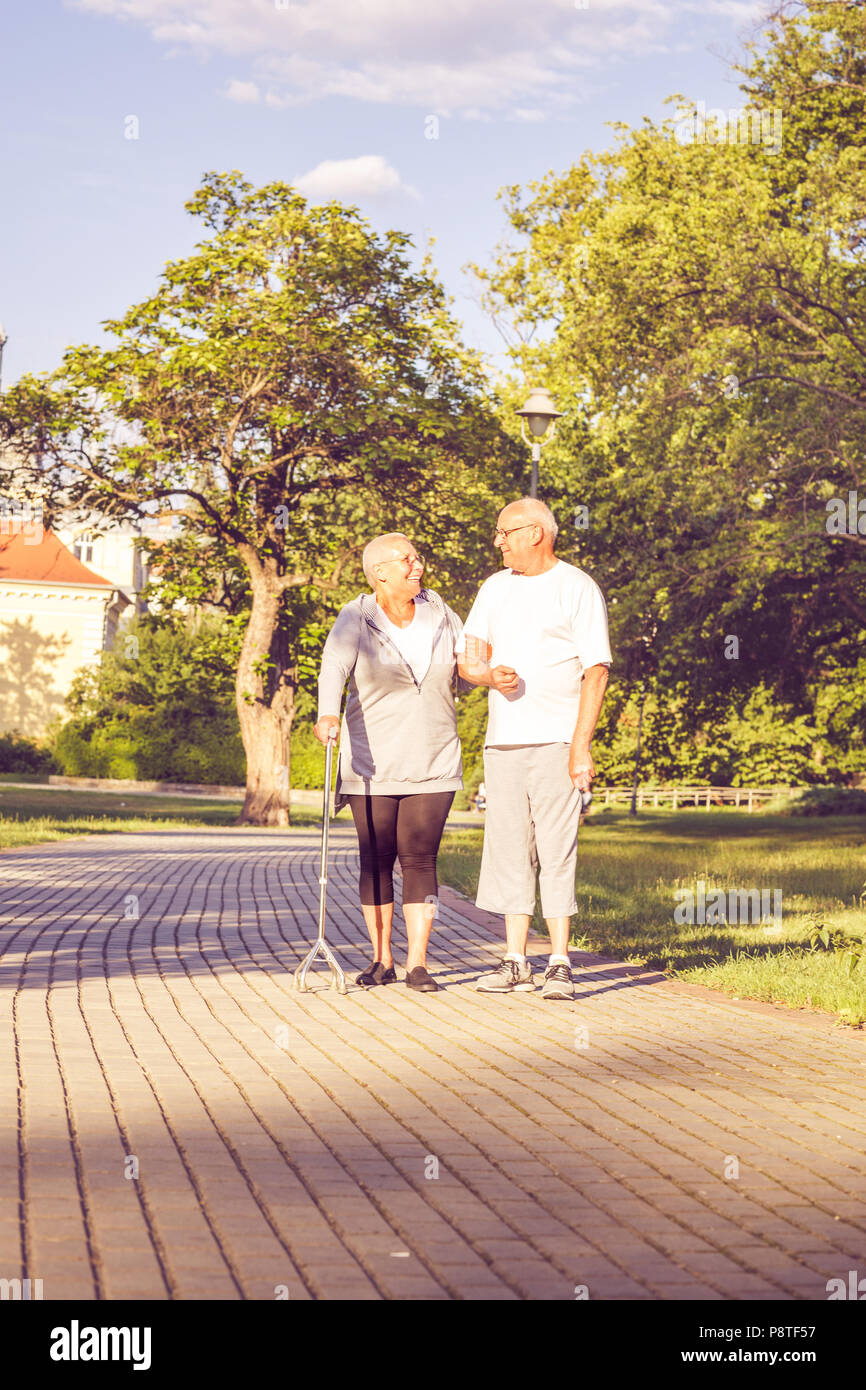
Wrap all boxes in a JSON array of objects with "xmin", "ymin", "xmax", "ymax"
[{"xmin": 493, "ymin": 523, "xmax": 536, "ymax": 541}]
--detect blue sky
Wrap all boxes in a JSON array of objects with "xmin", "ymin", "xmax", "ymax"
[{"xmin": 3, "ymin": 0, "xmax": 767, "ymax": 388}]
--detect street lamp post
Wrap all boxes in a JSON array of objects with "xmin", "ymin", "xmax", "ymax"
[
  {"xmin": 517, "ymin": 386, "xmax": 562, "ymax": 498},
  {"xmin": 0, "ymin": 324, "xmax": 7, "ymax": 395}
]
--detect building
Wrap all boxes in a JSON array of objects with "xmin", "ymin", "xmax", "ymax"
[
  {"xmin": 54, "ymin": 517, "xmax": 150, "ymax": 613},
  {"xmin": 0, "ymin": 447, "xmax": 191, "ymax": 736},
  {"xmin": 0, "ymin": 380, "xmax": 188, "ymax": 735},
  {"xmin": 0, "ymin": 524, "xmax": 130, "ymax": 737}
]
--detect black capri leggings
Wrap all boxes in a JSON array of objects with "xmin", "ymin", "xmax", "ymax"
[{"xmin": 346, "ymin": 792, "xmax": 455, "ymax": 907}]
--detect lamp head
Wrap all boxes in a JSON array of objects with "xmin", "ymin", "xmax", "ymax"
[{"xmin": 517, "ymin": 387, "xmax": 562, "ymax": 439}]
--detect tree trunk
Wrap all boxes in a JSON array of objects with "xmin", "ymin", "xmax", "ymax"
[{"xmin": 235, "ymin": 573, "xmax": 294, "ymax": 826}]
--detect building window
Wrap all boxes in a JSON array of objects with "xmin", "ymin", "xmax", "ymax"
[{"xmin": 73, "ymin": 532, "xmax": 94, "ymax": 563}]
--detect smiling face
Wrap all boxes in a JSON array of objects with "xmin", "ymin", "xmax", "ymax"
[
  {"xmin": 370, "ymin": 533, "xmax": 425, "ymax": 601},
  {"xmin": 493, "ymin": 503, "xmax": 544, "ymax": 572}
]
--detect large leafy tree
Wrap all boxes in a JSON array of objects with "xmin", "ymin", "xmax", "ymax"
[
  {"xmin": 473, "ymin": 0, "xmax": 866, "ymax": 731},
  {"xmin": 2, "ymin": 171, "xmax": 513, "ymax": 823}
]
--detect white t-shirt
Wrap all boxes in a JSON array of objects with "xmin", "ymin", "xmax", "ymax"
[
  {"xmin": 375, "ymin": 594, "xmax": 434, "ymax": 684},
  {"xmin": 456, "ymin": 560, "xmax": 612, "ymax": 745}
]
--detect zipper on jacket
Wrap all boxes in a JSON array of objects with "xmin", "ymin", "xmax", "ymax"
[
  {"xmin": 363, "ymin": 589, "xmax": 452, "ymax": 693},
  {"xmin": 363, "ymin": 615, "xmax": 422, "ymax": 690}
]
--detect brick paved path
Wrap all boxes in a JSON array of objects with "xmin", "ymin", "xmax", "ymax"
[{"xmin": 2, "ymin": 827, "xmax": 865, "ymax": 1301}]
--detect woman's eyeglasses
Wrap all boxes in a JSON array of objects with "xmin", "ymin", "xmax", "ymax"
[{"xmin": 380, "ymin": 553, "xmax": 424, "ymax": 570}]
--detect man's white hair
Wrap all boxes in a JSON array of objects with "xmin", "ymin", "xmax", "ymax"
[
  {"xmin": 361, "ymin": 532, "xmax": 411, "ymax": 586},
  {"xmin": 506, "ymin": 497, "xmax": 559, "ymax": 541}
]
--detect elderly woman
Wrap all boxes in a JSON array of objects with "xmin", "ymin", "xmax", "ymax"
[{"xmin": 314, "ymin": 532, "xmax": 465, "ymax": 993}]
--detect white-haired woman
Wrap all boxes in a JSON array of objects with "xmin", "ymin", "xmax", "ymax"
[{"xmin": 314, "ymin": 533, "xmax": 465, "ymax": 992}]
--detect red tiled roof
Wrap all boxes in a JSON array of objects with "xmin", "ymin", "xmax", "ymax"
[{"xmin": 0, "ymin": 528, "xmax": 113, "ymax": 586}]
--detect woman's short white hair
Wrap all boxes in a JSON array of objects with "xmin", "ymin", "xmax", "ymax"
[{"xmin": 362, "ymin": 532, "xmax": 411, "ymax": 586}]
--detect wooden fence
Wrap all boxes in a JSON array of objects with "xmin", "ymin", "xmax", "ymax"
[{"xmin": 595, "ymin": 785, "xmax": 808, "ymax": 812}]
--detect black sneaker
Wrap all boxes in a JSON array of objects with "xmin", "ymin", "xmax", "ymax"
[
  {"xmin": 406, "ymin": 965, "xmax": 440, "ymax": 992},
  {"xmin": 355, "ymin": 962, "xmax": 397, "ymax": 988}
]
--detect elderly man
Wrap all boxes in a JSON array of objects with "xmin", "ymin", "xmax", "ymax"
[{"xmin": 456, "ymin": 498, "xmax": 611, "ymax": 1000}]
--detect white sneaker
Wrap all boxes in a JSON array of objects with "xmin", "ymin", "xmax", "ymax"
[
  {"xmin": 476, "ymin": 958, "xmax": 535, "ymax": 993},
  {"xmin": 541, "ymin": 961, "xmax": 574, "ymax": 1000}
]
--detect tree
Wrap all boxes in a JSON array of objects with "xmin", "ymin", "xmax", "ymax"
[
  {"xmin": 2, "ymin": 171, "xmax": 512, "ymax": 823},
  {"xmin": 472, "ymin": 0, "xmax": 866, "ymax": 724}
]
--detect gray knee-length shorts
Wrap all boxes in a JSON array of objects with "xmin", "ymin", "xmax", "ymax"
[{"xmin": 476, "ymin": 742, "xmax": 580, "ymax": 918}]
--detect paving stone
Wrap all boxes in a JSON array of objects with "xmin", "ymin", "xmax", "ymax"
[{"xmin": 3, "ymin": 826, "xmax": 865, "ymax": 1303}]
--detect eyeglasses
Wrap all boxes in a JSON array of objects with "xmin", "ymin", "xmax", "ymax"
[
  {"xmin": 379, "ymin": 553, "xmax": 425, "ymax": 570},
  {"xmin": 493, "ymin": 523, "xmax": 537, "ymax": 541}
]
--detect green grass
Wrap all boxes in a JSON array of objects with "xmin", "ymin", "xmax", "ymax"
[
  {"xmin": 0, "ymin": 784, "xmax": 326, "ymax": 848},
  {"xmin": 438, "ymin": 808, "xmax": 866, "ymax": 1025}
]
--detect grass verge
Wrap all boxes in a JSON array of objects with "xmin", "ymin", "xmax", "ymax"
[
  {"xmin": 438, "ymin": 808, "xmax": 866, "ymax": 1025},
  {"xmin": 0, "ymin": 784, "xmax": 325, "ymax": 848}
]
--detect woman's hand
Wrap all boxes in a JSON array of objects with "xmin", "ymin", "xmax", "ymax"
[
  {"xmin": 314, "ymin": 716, "xmax": 340, "ymax": 746},
  {"xmin": 490, "ymin": 664, "xmax": 519, "ymax": 694}
]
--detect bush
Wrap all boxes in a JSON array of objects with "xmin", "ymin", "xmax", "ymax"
[
  {"xmin": 770, "ymin": 786, "xmax": 866, "ymax": 817},
  {"xmin": 52, "ymin": 723, "xmax": 106, "ymax": 777},
  {"xmin": 53, "ymin": 707, "xmax": 246, "ymax": 784},
  {"xmin": 51, "ymin": 613, "xmax": 248, "ymax": 785},
  {"xmin": 0, "ymin": 732, "xmax": 57, "ymax": 774},
  {"xmin": 591, "ymin": 672, "xmax": 866, "ymax": 786}
]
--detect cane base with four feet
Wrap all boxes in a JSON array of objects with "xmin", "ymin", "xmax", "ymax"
[
  {"xmin": 294, "ymin": 730, "xmax": 348, "ymax": 994},
  {"xmin": 293, "ymin": 938, "xmax": 347, "ymax": 994}
]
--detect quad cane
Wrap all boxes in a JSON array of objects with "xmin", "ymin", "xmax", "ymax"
[{"xmin": 293, "ymin": 727, "xmax": 347, "ymax": 994}]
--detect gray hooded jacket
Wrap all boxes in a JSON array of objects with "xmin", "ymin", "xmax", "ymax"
[{"xmin": 317, "ymin": 588, "xmax": 466, "ymax": 810}]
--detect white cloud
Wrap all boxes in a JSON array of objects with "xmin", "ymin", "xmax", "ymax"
[
  {"xmin": 69, "ymin": 0, "xmax": 769, "ymax": 115},
  {"xmin": 226, "ymin": 78, "xmax": 260, "ymax": 103},
  {"xmin": 293, "ymin": 154, "xmax": 417, "ymax": 202}
]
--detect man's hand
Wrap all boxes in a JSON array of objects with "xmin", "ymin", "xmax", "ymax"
[
  {"xmin": 569, "ymin": 665, "xmax": 608, "ymax": 793},
  {"xmin": 314, "ymin": 716, "xmax": 340, "ymax": 746},
  {"xmin": 569, "ymin": 747, "xmax": 594, "ymax": 793},
  {"xmin": 490, "ymin": 665, "xmax": 520, "ymax": 695}
]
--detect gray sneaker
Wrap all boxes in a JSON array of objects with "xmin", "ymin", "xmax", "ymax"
[
  {"xmin": 541, "ymin": 961, "xmax": 574, "ymax": 1000},
  {"xmin": 476, "ymin": 957, "xmax": 534, "ymax": 993}
]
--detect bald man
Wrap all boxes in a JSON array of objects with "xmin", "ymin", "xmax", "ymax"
[{"xmin": 457, "ymin": 498, "xmax": 611, "ymax": 1000}]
